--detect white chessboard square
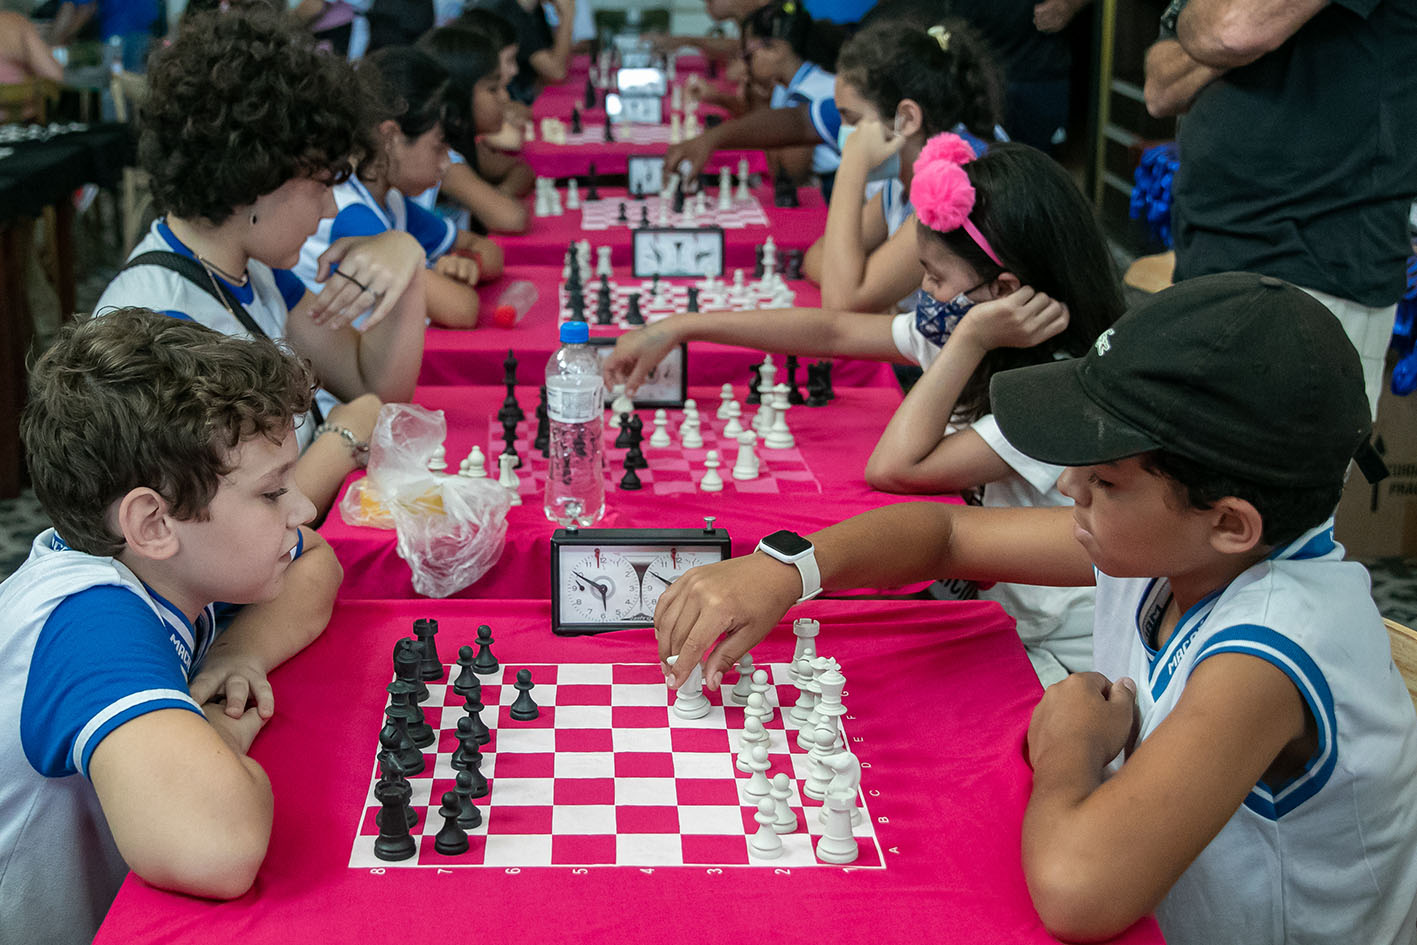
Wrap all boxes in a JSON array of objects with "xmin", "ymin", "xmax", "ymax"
[
  {"xmin": 552, "ymin": 805, "xmax": 619, "ymax": 835},
  {"xmin": 553, "ymin": 705, "xmax": 614, "ymax": 729},
  {"xmin": 678, "ymin": 804, "xmax": 746, "ymax": 835},
  {"xmin": 482, "ymin": 834, "xmax": 552, "ymax": 866},
  {"xmin": 613, "ymin": 776, "xmax": 679, "ymax": 806},
  {"xmin": 553, "ymin": 751, "xmax": 618, "ymax": 779},
  {"xmin": 612, "ymin": 727, "xmax": 672, "ymax": 753},
  {"xmin": 671, "ymin": 750, "xmax": 736, "ymax": 779},
  {"xmin": 555, "ymin": 664, "xmax": 614, "ymax": 685},
  {"xmin": 494, "ymin": 728, "xmax": 556, "ymax": 753},
  {"xmin": 488, "ymin": 776, "xmax": 555, "ymax": 806},
  {"xmin": 499, "ymin": 683, "xmax": 556, "ymax": 706},
  {"xmin": 613, "ymin": 683, "xmax": 671, "ymax": 706},
  {"xmin": 615, "ymin": 833, "xmax": 686, "ymax": 865},
  {"xmin": 667, "ymin": 705, "xmax": 728, "ymax": 730}
]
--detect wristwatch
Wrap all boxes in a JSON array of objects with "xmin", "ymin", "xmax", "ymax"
[{"xmin": 755, "ymin": 529, "xmax": 822, "ymax": 604}]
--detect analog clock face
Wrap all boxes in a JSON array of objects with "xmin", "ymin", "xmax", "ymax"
[
  {"xmin": 556, "ymin": 543, "xmax": 728, "ymax": 625},
  {"xmin": 627, "ymin": 156, "xmax": 665, "ymax": 196},
  {"xmin": 632, "ymin": 229, "xmax": 724, "ymax": 278},
  {"xmin": 637, "ymin": 546, "xmax": 730, "ymax": 614}
]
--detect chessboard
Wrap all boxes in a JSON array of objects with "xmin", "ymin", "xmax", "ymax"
[
  {"xmin": 486, "ymin": 407, "xmax": 823, "ymax": 496},
  {"xmin": 350, "ymin": 658, "xmax": 884, "ymax": 869},
  {"xmin": 558, "ymin": 277, "xmax": 795, "ymax": 328},
  {"xmin": 579, "ymin": 194, "xmax": 769, "ymax": 231},
  {"xmin": 548, "ymin": 124, "xmax": 678, "ymax": 147}
]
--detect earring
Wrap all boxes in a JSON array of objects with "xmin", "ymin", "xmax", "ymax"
[{"xmin": 250, "ymin": 213, "xmax": 258, "ymax": 225}]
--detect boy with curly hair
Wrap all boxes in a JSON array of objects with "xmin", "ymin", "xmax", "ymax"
[
  {"xmin": 655, "ymin": 273, "xmax": 1417, "ymax": 945},
  {"xmin": 0, "ymin": 310, "xmax": 342, "ymax": 942},
  {"xmin": 97, "ymin": 8, "xmax": 430, "ymax": 518}
]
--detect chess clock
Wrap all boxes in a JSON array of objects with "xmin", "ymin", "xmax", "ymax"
[
  {"xmin": 616, "ymin": 66, "xmax": 668, "ymax": 97},
  {"xmin": 588, "ymin": 338, "xmax": 688, "ymax": 407},
  {"xmin": 551, "ymin": 521, "xmax": 732, "ymax": 635},
  {"xmin": 627, "ymin": 155, "xmax": 665, "ymax": 196},
  {"xmin": 606, "ymin": 93, "xmax": 663, "ymax": 125},
  {"xmin": 632, "ymin": 227, "xmax": 725, "ymax": 278}
]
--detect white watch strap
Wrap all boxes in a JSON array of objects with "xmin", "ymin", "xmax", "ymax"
[{"xmin": 793, "ymin": 549, "xmax": 822, "ymax": 604}]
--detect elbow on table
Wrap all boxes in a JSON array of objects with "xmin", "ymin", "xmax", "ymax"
[
  {"xmin": 1025, "ymin": 854, "xmax": 1146, "ymax": 943},
  {"xmin": 131, "ymin": 816, "xmax": 270, "ymax": 901},
  {"xmin": 863, "ymin": 459, "xmax": 951, "ymax": 496}
]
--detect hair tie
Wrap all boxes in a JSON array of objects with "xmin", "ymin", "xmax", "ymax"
[
  {"xmin": 927, "ymin": 24, "xmax": 951, "ymax": 51},
  {"xmin": 782, "ymin": 0, "xmax": 796, "ymax": 12},
  {"xmin": 911, "ymin": 132, "xmax": 1003, "ymax": 267}
]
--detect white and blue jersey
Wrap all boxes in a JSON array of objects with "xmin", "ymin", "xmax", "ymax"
[
  {"xmin": 770, "ymin": 61, "xmax": 841, "ymax": 175},
  {"xmin": 409, "ymin": 149, "xmax": 473, "ymax": 233},
  {"xmin": 96, "ymin": 221, "xmax": 319, "ymax": 449},
  {"xmin": 1094, "ymin": 521, "xmax": 1417, "ymax": 945},
  {"xmin": 0, "ymin": 530, "xmax": 215, "ymax": 943}
]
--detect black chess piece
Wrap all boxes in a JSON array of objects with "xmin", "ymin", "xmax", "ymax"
[
  {"xmin": 773, "ymin": 171, "xmax": 799, "ymax": 208},
  {"xmin": 461, "ymin": 690, "xmax": 491, "ymax": 745},
  {"xmin": 583, "ymin": 76, "xmax": 596, "ymax": 110},
  {"xmin": 501, "ymin": 351, "xmax": 524, "ymax": 423},
  {"xmin": 586, "ymin": 162, "xmax": 600, "ymax": 200},
  {"xmin": 412, "ymin": 618, "xmax": 442, "ymax": 681},
  {"xmin": 672, "ymin": 182, "xmax": 685, "ymax": 215},
  {"xmin": 394, "ymin": 642, "xmax": 435, "ymax": 748},
  {"xmin": 501, "ymin": 416, "xmax": 521, "ymax": 469},
  {"xmin": 603, "ymin": 119, "xmax": 614, "ymax": 143},
  {"xmin": 596, "ymin": 294, "xmax": 614, "ymax": 326},
  {"xmin": 373, "ymin": 775, "xmax": 418, "ymax": 861},
  {"xmin": 569, "ymin": 291, "xmax": 586, "ymax": 322},
  {"xmin": 509, "ymin": 668, "xmax": 540, "ymax": 720},
  {"xmin": 534, "ymin": 395, "xmax": 550, "ymax": 456},
  {"xmin": 785, "ymin": 248, "xmax": 804, "ymax": 280},
  {"xmin": 391, "ymin": 636, "xmax": 428, "ymax": 703},
  {"xmin": 619, "ymin": 463, "xmax": 643, "ymax": 490},
  {"xmin": 383, "ymin": 682, "xmax": 426, "ymax": 775},
  {"xmin": 625, "ymin": 292, "xmax": 644, "ymax": 326},
  {"xmin": 686, "ymin": 285, "xmax": 699, "ymax": 313},
  {"xmin": 472, "ymin": 624, "xmax": 499, "ymax": 674},
  {"xmin": 625, "ymin": 415, "xmax": 647, "ymax": 469},
  {"xmin": 452, "ymin": 645, "xmax": 481, "ymax": 699},
  {"xmin": 806, "ymin": 362, "xmax": 829, "ymax": 407},
  {"xmin": 819, "ymin": 360, "xmax": 835, "ymax": 401},
  {"xmin": 638, "ymin": 205, "xmax": 650, "ymax": 228},
  {"xmin": 624, "ymin": 440, "xmax": 648, "ymax": 472},
  {"xmin": 785, "ymin": 355, "xmax": 804, "ymax": 405},
  {"xmin": 451, "ymin": 716, "xmax": 484, "ymax": 771},
  {"xmin": 374, "ymin": 729, "xmax": 417, "ymax": 830},
  {"xmin": 570, "ymin": 104, "xmax": 582, "ymax": 135},
  {"xmin": 454, "ymin": 770, "xmax": 483, "ymax": 830},
  {"xmin": 433, "ymin": 790, "xmax": 470, "ymax": 856},
  {"xmin": 746, "ymin": 364, "xmax": 763, "ymax": 405},
  {"xmin": 616, "ymin": 202, "xmax": 628, "ymax": 223},
  {"xmin": 614, "ymin": 413, "xmax": 634, "ymax": 448},
  {"xmin": 753, "ymin": 245, "xmax": 765, "ymax": 280}
]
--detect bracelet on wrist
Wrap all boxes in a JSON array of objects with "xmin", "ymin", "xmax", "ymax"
[{"xmin": 314, "ymin": 422, "xmax": 370, "ymax": 467}]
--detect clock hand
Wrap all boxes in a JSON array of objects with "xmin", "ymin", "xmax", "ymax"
[
  {"xmin": 647, "ymin": 570, "xmax": 675, "ymax": 586},
  {"xmin": 572, "ymin": 571, "xmax": 611, "ymax": 603}
]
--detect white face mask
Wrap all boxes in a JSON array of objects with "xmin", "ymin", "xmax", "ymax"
[{"xmin": 837, "ymin": 114, "xmax": 904, "ymax": 183}]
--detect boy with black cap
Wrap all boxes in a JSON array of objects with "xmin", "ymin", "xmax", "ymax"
[{"xmin": 652, "ymin": 272, "xmax": 1417, "ymax": 945}]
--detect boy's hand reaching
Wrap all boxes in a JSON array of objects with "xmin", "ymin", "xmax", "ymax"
[
  {"xmin": 601, "ymin": 322, "xmax": 679, "ymax": 394},
  {"xmin": 191, "ymin": 651, "xmax": 276, "ymax": 721},
  {"xmin": 1027, "ymin": 672, "xmax": 1140, "ymax": 771},
  {"xmin": 953, "ymin": 286, "xmax": 1069, "ymax": 355},
  {"xmin": 655, "ymin": 552, "xmax": 802, "ymax": 691}
]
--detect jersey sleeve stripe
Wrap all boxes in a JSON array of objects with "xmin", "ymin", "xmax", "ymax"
[
  {"xmin": 73, "ymin": 689, "xmax": 203, "ymax": 776},
  {"xmin": 1195, "ymin": 624, "xmax": 1337, "ymax": 819}
]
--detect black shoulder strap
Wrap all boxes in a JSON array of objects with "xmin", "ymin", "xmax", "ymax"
[{"xmin": 121, "ymin": 250, "xmax": 270, "ymax": 341}]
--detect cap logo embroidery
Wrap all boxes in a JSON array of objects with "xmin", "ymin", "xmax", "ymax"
[{"xmin": 1094, "ymin": 328, "xmax": 1115, "ymax": 356}]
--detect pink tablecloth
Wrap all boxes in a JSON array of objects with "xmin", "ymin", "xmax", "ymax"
[
  {"xmin": 320, "ymin": 383, "xmax": 912, "ymax": 600},
  {"xmin": 497, "ymin": 183, "xmax": 828, "ymax": 269},
  {"xmin": 417, "ymin": 264, "xmax": 897, "ymax": 391},
  {"xmin": 94, "ymin": 597, "xmax": 1163, "ymax": 945}
]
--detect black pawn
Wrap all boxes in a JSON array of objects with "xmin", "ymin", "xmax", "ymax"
[
  {"xmin": 596, "ymin": 293, "xmax": 614, "ymax": 326},
  {"xmin": 624, "ymin": 441, "xmax": 647, "ymax": 472},
  {"xmin": 806, "ymin": 363, "xmax": 828, "ymax": 407},
  {"xmin": 455, "ymin": 770, "xmax": 482, "ymax": 830},
  {"xmin": 619, "ymin": 463, "xmax": 643, "ymax": 491},
  {"xmin": 625, "ymin": 415, "xmax": 647, "ymax": 469},
  {"xmin": 534, "ymin": 397, "xmax": 551, "ymax": 456},
  {"xmin": 373, "ymin": 781, "xmax": 418, "ymax": 861},
  {"xmin": 616, "ymin": 202, "xmax": 628, "ymax": 223},
  {"xmin": 451, "ymin": 716, "xmax": 484, "ymax": 771},
  {"xmin": 625, "ymin": 292, "xmax": 644, "ymax": 326},
  {"xmin": 462, "ymin": 690, "xmax": 491, "ymax": 745},
  {"xmin": 586, "ymin": 162, "xmax": 600, "ymax": 200},
  {"xmin": 773, "ymin": 170, "xmax": 799, "ymax": 208},
  {"xmin": 509, "ymin": 668, "xmax": 540, "ymax": 720},
  {"xmin": 472, "ymin": 624, "xmax": 499, "ymax": 675},
  {"xmin": 785, "ymin": 248, "xmax": 803, "ymax": 280},
  {"xmin": 614, "ymin": 413, "xmax": 634, "ymax": 448},
  {"xmin": 570, "ymin": 105, "xmax": 582, "ymax": 135},
  {"xmin": 785, "ymin": 355, "xmax": 804, "ymax": 405},
  {"xmin": 452, "ymin": 645, "xmax": 481, "ymax": 700},
  {"xmin": 413, "ymin": 618, "xmax": 442, "ymax": 681},
  {"xmin": 746, "ymin": 364, "xmax": 763, "ymax": 405},
  {"xmin": 603, "ymin": 119, "xmax": 614, "ymax": 143},
  {"xmin": 433, "ymin": 791, "xmax": 469, "ymax": 856},
  {"xmin": 686, "ymin": 285, "xmax": 699, "ymax": 313},
  {"xmin": 638, "ymin": 205, "xmax": 650, "ymax": 229}
]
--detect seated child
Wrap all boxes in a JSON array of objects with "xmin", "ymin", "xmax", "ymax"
[
  {"xmin": 484, "ymin": 0, "xmax": 576, "ymax": 104},
  {"xmin": 654, "ymin": 273, "xmax": 1417, "ymax": 945},
  {"xmin": 0, "ymin": 308, "xmax": 342, "ymax": 943},
  {"xmin": 295, "ymin": 46, "xmax": 505, "ymax": 331},
  {"xmin": 96, "ymin": 8, "xmax": 430, "ymax": 520}
]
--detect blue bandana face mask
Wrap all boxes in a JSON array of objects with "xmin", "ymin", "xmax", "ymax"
[{"xmin": 914, "ymin": 289, "xmax": 976, "ymax": 347}]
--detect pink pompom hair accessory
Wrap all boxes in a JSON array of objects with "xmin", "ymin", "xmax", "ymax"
[{"xmin": 911, "ymin": 132, "xmax": 1003, "ymax": 267}]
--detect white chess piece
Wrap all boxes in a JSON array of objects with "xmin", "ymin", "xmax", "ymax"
[
  {"xmin": 790, "ymin": 618, "xmax": 820, "ymax": 677},
  {"xmin": 770, "ymin": 773, "xmax": 798, "ymax": 834},
  {"xmin": 758, "ymin": 354, "xmax": 778, "ymax": 395},
  {"xmin": 695, "ymin": 190, "xmax": 708, "ymax": 216},
  {"xmin": 803, "ymin": 722, "xmax": 838, "ymax": 800},
  {"xmin": 497, "ymin": 452, "xmax": 522, "ymax": 506},
  {"xmin": 760, "ymin": 235, "xmax": 777, "ymax": 280},
  {"xmin": 722, "ymin": 401, "xmax": 744, "ymax": 438},
  {"xmin": 666, "ymin": 655, "xmax": 711, "ymax": 720},
  {"xmin": 764, "ymin": 386, "xmax": 795, "ymax": 449},
  {"xmin": 680, "ymin": 416, "xmax": 704, "ymax": 449},
  {"xmin": 549, "ymin": 185, "xmax": 563, "ymax": 216},
  {"xmin": 748, "ymin": 797, "xmax": 783, "ymax": 859},
  {"xmin": 814, "ymin": 790, "xmax": 859, "ymax": 864},
  {"xmin": 566, "ymin": 178, "xmax": 580, "ymax": 210},
  {"xmin": 731, "ymin": 430, "xmax": 759, "ymax": 480},
  {"xmin": 734, "ymin": 169, "xmax": 752, "ymax": 203},
  {"xmin": 717, "ymin": 383, "xmax": 735, "ymax": 420},
  {"xmin": 608, "ymin": 384, "xmax": 634, "ymax": 427},
  {"xmin": 428, "ymin": 444, "xmax": 447, "ymax": 474},
  {"xmin": 744, "ymin": 691, "xmax": 773, "ymax": 727},
  {"xmin": 788, "ymin": 657, "xmax": 818, "ymax": 725},
  {"xmin": 749, "ymin": 669, "xmax": 772, "ymax": 714},
  {"xmin": 596, "ymin": 245, "xmax": 613, "ymax": 279},
  {"xmin": 751, "ymin": 397, "xmax": 774, "ymax": 436},
  {"xmin": 728, "ymin": 652, "xmax": 756, "ymax": 704},
  {"xmin": 649, "ymin": 408, "xmax": 671, "ymax": 447},
  {"xmin": 533, "ymin": 181, "xmax": 549, "ymax": 217},
  {"xmin": 462, "ymin": 445, "xmax": 488, "ymax": 479},
  {"xmin": 670, "ymin": 84, "xmax": 683, "ymax": 110},
  {"xmin": 743, "ymin": 744, "xmax": 772, "ymax": 798},
  {"xmin": 523, "ymin": 120, "xmax": 535, "ymax": 141},
  {"xmin": 819, "ymin": 750, "xmax": 863, "ymax": 827},
  {"xmin": 657, "ymin": 200, "xmax": 670, "ymax": 226},
  {"xmin": 699, "ymin": 450, "xmax": 724, "ymax": 492},
  {"xmin": 736, "ymin": 715, "xmax": 769, "ymax": 772}
]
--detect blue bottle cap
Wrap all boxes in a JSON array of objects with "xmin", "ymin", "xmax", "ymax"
[{"xmin": 560, "ymin": 321, "xmax": 590, "ymax": 344}]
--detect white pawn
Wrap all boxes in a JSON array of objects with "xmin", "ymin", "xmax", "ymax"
[
  {"xmin": 718, "ymin": 166, "xmax": 733, "ymax": 211},
  {"xmin": 731, "ymin": 430, "xmax": 759, "ymax": 480},
  {"xmin": 695, "ymin": 190, "xmax": 708, "ymax": 216},
  {"xmin": 815, "ymin": 791, "xmax": 859, "ymax": 864},
  {"xmin": 666, "ymin": 655, "xmax": 711, "ymax": 720},
  {"xmin": 728, "ymin": 652, "xmax": 755, "ymax": 704},
  {"xmin": 749, "ymin": 668, "xmax": 772, "ymax": 711},
  {"xmin": 722, "ymin": 402, "xmax": 744, "ymax": 438},
  {"xmin": 751, "ymin": 397, "xmax": 774, "ymax": 436},
  {"xmin": 649, "ymin": 408, "xmax": 671, "ymax": 447},
  {"xmin": 682, "ymin": 398, "xmax": 699, "ymax": 422},
  {"xmin": 748, "ymin": 797, "xmax": 783, "ymax": 859},
  {"xmin": 461, "ymin": 445, "xmax": 487, "ymax": 479},
  {"xmin": 736, "ymin": 715, "xmax": 769, "ymax": 772},
  {"xmin": 764, "ymin": 390, "xmax": 795, "ymax": 449},
  {"xmin": 788, "ymin": 657, "xmax": 818, "ymax": 725},
  {"xmin": 735, "ymin": 157, "xmax": 752, "ymax": 201},
  {"xmin": 770, "ymin": 773, "xmax": 797, "ymax": 834},
  {"xmin": 657, "ymin": 200, "xmax": 670, "ymax": 227},
  {"xmin": 549, "ymin": 187, "xmax": 563, "ymax": 215},
  {"xmin": 819, "ymin": 750, "xmax": 863, "ymax": 828},
  {"xmin": 744, "ymin": 691, "xmax": 773, "ymax": 727},
  {"xmin": 699, "ymin": 450, "xmax": 724, "ymax": 492},
  {"xmin": 608, "ymin": 385, "xmax": 634, "ymax": 426},
  {"xmin": 533, "ymin": 178, "xmax": 550, "ymax": 217},
  {"xmin": 717, "ymin": 383, "xmax": 735, "ymax": 420},
  {"xmin": 743, "ymin": 744, "xmax": 772, "ymax": 798},
  {"xmin": 427, "ymin": 444, "xmax": 447, "ymax": 474},
  {"xmin": 596, "ymin": 245, "xmax": 613, "ymax": 279},
  {"xmin": 760, "ymin": 235, "xmax": 777, "ymax": 280},
  {"xmin": 566, "ymin": 178, "xmax": 580, "ymax": 210},
  {"xmin": 680, "ymin": 416, "xmax": 704, "ymax": 449},
  {"xmin": 731, "ymin": 268, "xmax": 746, "ymax": 299},
  {"xmin": 497, "ymin": 452, "xmax": 522, "ymax": 506}
]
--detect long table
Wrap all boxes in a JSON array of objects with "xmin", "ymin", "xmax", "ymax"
[
  {"xmin": 321, "ymin": 383, "xmax": 912, "ymax": 600},
  {"xmin": 93, "ymin": 596, "xmax": 1164, "ymax": 945}
]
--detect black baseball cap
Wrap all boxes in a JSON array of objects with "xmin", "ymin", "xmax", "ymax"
[{"xmin": 991, "ymin": 272, "xmax": 1383, "ymax": 488}]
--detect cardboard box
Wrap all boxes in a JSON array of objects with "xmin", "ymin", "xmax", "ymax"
[{"xmin": 1336, "ymin": 361, "xmax": 1417, "ymax": 559}]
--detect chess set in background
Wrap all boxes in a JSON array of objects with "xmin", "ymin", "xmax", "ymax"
[
  {"xmin": 353, "ymin": 616, "xmax": 879, "ymax": 869},
  {"xmin": 532, "ymin": 158, "xmax": 765, "ymax": 231}
]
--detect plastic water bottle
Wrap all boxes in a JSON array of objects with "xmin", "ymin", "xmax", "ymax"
[
  {"xmin": 493, "ymin": 280, "xmax": 538, "ymax": 328},
  {"xmin": 544, "ymin": 322, "xmax": 605, "ymax": 525}
]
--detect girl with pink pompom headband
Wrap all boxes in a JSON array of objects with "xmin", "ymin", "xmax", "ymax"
[{"xmin": 911, "ymin": 132, "xmax": 1004, "ymax": 267}]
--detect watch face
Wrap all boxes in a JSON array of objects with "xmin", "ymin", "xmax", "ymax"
[{"xmin": 761, "ymin": 529, "xmax": 812, "ymax": 557}]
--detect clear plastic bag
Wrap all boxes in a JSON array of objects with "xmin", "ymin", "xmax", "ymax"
[{"xmin": 339, "ymin": 403, "xmax": 512, "ymax": 597}]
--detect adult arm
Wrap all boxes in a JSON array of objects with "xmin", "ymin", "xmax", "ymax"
[
  {"xmin": 529, "ymin": 0, "xmax": 575, "ymax": 84},
  {"xmin": 46, "ymin": 1, "xmax": 94, "ymax": 46},
  {"xmin": 1143, "ymin": 38, "xmax": 1226, "ymax": 117},
  {"xmin": 657, "ymin": 503, "xmax": 1093, "ymax": 687},
  {"xmin": 664, "ymin": 104, "xmax": 821, "ymax": 181},
  {"xmin": 865, "ymin": 287, "xmax": 1069, "ymax": 492},
  {"xmin": 1023, "ymin": 653, "xmax": 1308, "ymax": 939},
  {"xmin": 189, "ymin": 528, "xmax": 341, "ymax": 718},
  {"xmin": 1177, "ymin": 0, "xmax": 1330, "ymax": 69},
  {"xmin": 602, "ymin": 306, "xmax": 906, "ymax": 394},
  {"xmin": 9, "ymin": 14, "xmax": 63, "ymax": 81}
]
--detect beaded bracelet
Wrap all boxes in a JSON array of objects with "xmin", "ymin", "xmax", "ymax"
[{"xmin": 314, "ymin": 422, "xmax": 371, "ymax": 467}]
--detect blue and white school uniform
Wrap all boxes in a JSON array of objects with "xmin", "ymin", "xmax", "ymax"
[
  {"xmin": 96, "ymin": 221, "xmax": 318, "ymax": 449},
  {"xmin": 1095, "ymin": 521, "xmax": 1417, "ymax": 945},
  {"xmin": 409, "ymin": 148, "xmax": 473, "ymax": 233},
  {"xmin": 769, "ymin": 61, "xmax": 841, "ymax": 175},
  {"xmin": 0, "ymin": 527, "xmax": 295, "ymax": 944}
]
